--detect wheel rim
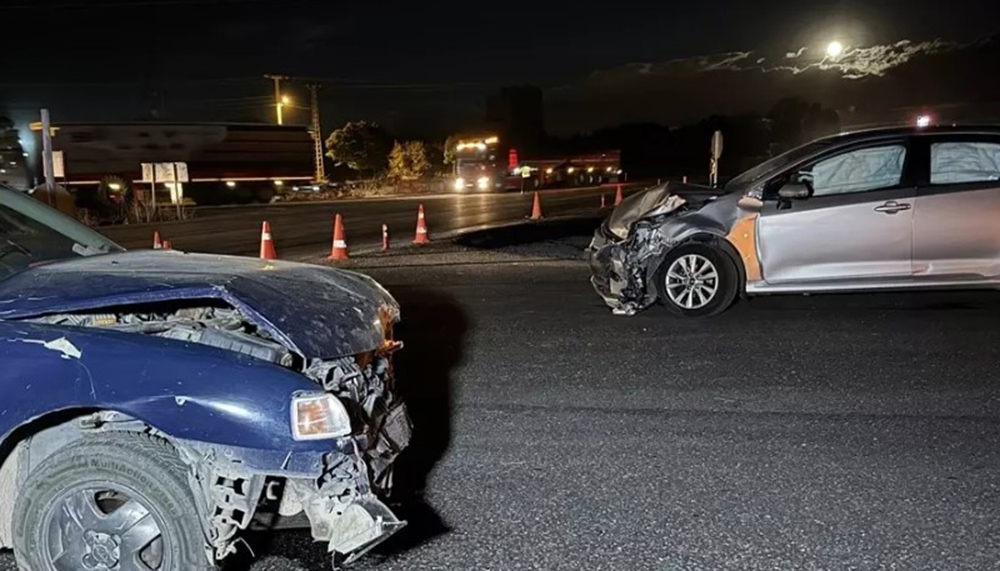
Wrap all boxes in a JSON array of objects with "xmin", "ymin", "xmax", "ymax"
[
  {"xmin": 665, "ymin": 254, "xmax": 720, "ymax": 310},
  {"xmin": 43, "ymin": 484, "xmax": 168, "ymax": 571}
]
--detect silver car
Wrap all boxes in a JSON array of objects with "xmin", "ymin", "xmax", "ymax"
[{"xmin": 590, "ymin": 125, "xmax": 1000, "ymax": 316}]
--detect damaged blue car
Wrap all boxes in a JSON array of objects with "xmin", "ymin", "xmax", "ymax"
[{"xmin": 0, "ymin": 184, "xmax": 412, "ymax": 570}]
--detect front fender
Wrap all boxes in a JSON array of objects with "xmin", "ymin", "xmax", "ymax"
[{"xmin": 0, "ymin": 321, "xmax": 332, "ymax": 457}]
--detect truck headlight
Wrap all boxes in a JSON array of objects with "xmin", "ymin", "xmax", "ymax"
[
  {"xmin": 454, "ymin": 178, "xmax": 466, "ymax": 191},
  {"xmin": 477, "ymin": 176, "xmax": 490, "ymax": 190},
  {"xmin": 291, "ymin": 392, "xmax": 351, "ymax": 440}
]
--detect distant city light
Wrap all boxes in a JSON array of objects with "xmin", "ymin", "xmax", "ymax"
[
  {"xmin": 916, "ymin": 115, "xmax": 932, "ymax": 128},
  {"xmin": 587, "ymin": 166, "xmax": 595, "ymax": 173},
  {"xmin": 567, "ymin": 167, "xmax": 576, "ymax": 174},
  {"xmin": 274, "ymin": 180, "xmax": 284, "ymax": 187},
  {"xmin": 545, "ymin": 168, "xmax": 554, "ymax": 174},
  {"xmin": 108, "ymin": 183, "xmax": 122, "ymax": 191},
  {"xmin": 826, "ymin": 41, "xmax": 844, "ymax": 58},
  {"xmin": 280, "ymin": 95, "xmax": 291, "ymax": 105},
  {"xmin": 226, "ymin": 181, "xmax": 237, "ymax": 188}
]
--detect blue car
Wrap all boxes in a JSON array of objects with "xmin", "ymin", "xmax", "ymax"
[{"xmin": 0, "ymin": 185, "xmax": 412, "ymax": 570}]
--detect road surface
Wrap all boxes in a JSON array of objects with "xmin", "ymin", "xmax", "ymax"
[
  {"xmin": 248, "ymin": 238, "xmax": 1000, "ymax": 570},
  {"xmin": 98, "ymin": 184, "xmax": 634, "ymax": 258},
  {"xmin": 2, "ymin": 227, "xmax": 999, "ymax": 570}
]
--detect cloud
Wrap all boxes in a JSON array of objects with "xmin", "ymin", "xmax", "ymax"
[
  {"xmin": 772, "ymin": 39, "xmax": 960, "ymax": 79},
  {"xmin": 546, "ymin": 36, "xmax": 999, "ymax": 134},
  {"xmin": 683, "ymin": 39, "xmax": 963, "ymax": 79}
]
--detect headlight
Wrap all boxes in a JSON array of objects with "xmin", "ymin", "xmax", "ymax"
[
  {"xmin": 454, "ymin": 178, "xmax": 466, "ymax": 191},
  {"xmin": 477, "ymin": 176, "xmax": 490, "ymax": 190},
  {"xmin": 291, "ymin": 392, "xmax": 351, "ymax": 440}
]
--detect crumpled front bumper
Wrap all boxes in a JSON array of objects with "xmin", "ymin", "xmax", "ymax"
[
  {"xmin": 587, "ymin": 223, "xmax": 668, "ymax": 315},
  {"xmin": 278, "ymin": 403, "xmax": 412, "ymax": 566}
]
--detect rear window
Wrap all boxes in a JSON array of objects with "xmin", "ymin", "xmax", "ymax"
[{"xmin": 930, "ymin": 142, "xmax": 1000, "ymax": 185}]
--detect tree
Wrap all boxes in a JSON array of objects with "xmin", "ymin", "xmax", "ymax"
[
  {"xmin": 388, "ymin": 141, "xmax": 433, "ymax": 181},
  {"xmin": 768, "ymin": 97, "xmax": 841, "ymax": 153},
  {"xmin": 325, "ymin": 120, "xmax": 392, "ymax": 175},
  {"xmin": 443, "ymin": 134, "xmax": 460, "ymax": 166},
  {"xmin": 0, "ymin": 117, "xmax": 28, "ymax": 189}
]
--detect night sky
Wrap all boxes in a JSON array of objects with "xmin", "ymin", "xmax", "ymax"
[{"xmin": 3, "ymin": 0, "xmax": 999, "ymax": 138}]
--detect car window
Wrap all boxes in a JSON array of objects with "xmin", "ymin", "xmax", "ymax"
[
  {"xmin": 0, "ymin": 185, "xmax": 122, "ymax": 280},
  {"xmin": 930, "ymin": 142, "xmax": 1000, "ymax": 185},
  {"xmin": 801, "ymin": 145, "xmax": 907, "ymax": 197}
]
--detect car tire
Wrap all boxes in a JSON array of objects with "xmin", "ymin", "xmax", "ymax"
[
  {"xmin": 655, "ymin": 243, "xmax": 739, "ymax": 317},
  {"xmin": 13, "ymin": 432, "xmax": 214, "ymax": 571}
]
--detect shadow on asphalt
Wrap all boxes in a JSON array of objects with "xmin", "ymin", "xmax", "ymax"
[
  {"xmin": 454, "ymin": 216, "xmax": 601, "ymax": 250},
  {"xmin": 376, "ymin": 286, "xmax": 468, "ymax": 554}
]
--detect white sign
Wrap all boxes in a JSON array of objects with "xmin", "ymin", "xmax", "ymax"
[
  {"xmin": 711, "ymin": 131, "xmax": 724, "ymax": 159},
  {"xmin": 52, "ymin": 151, "xmax": 65, "ymax": 178},
  {"xmin": 141, "ymin": 162, "xmax": 189, "ymax": 183}
]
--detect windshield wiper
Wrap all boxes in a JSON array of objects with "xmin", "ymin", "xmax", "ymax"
[{"xmin": 0, "ymin": 239, "xmax": 31, "ymax": 260}]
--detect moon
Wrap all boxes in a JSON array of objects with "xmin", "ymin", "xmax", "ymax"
[{"xmin": 826, "ymin": 41, "xmax": 844, "ymax": 58}]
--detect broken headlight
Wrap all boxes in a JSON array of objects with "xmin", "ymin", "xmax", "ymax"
[{"xmin": 291, "ymin": 392, "xmax": 352, "ymax": 440}]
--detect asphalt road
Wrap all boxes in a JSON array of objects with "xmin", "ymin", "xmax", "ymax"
[
  {"xmin": 243, "ymin": 241, "xmax": 1000, "ymax": 570},
  {"xmin": 97, "ymin": 184, "xmax": 633, "ymax": 258},
  {"xmin": 3, "ymin": 226, "xmax": 1000, "ymax": 571}
]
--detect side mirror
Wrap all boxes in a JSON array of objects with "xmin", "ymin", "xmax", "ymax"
[{"xmin": 778, "ymin": 182, "xmax": 812, "ymax": 200}]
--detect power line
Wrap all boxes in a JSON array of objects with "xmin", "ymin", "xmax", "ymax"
[{"xmin": 0, "ymin": 0, "xmax": 279, "ymax": 9}]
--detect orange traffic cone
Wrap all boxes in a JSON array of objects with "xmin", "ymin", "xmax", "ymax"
[
  {"xmin": 382, "ymin": 224, "xmax": 390, "ymax": 252},
  {"xmin": 530, "ymin": 191, "xmax": 543, "ymax": 220},
  {"xmin": 153, "ymin": 231, "xmax": 163, "ymax": 249},
  {"xmin": 600, "ymin": 193, "xmax": 607, "ymax": 209},
  {"xmin": 329, "ymin": 214, "xmax": 349, "ymax": 260},
  {"xmin": 162, "ymin": 240, "xmax": 173, "ymax": 250},
  {"xmin": 260, "ymin": 221, "xmax": 277, "ymax": 260},
  {"xmin": 614, "ymin": 184, "xmax": 624, "ymax": 206},
  {"xmin": 413, "ymin": 204, "xmax": 430, "ymax": 244}
]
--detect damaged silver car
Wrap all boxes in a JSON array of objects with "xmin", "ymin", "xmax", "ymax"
[{"xmin": 590, "ymin": 125, "xmax": 1000, "ymax": 315}]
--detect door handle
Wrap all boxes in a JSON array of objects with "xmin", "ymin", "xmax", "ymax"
[{"xmin": 874, "ymin": 201, "xmax": 911, "ymax": 214}]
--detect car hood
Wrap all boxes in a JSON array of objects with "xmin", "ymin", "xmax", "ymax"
[
  {"xmin": 606, "ymin": 182, "xmax": 717, "ymax": 238},
  {"xmin": 0, "ymin": 250, "xmax": 398, "ymax": 359}
]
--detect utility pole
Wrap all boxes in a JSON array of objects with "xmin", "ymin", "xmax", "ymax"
[
  {"xmin": 264, "ymin": 74, "xmax": 288, "ymax": 125},
  {"xmin": 308, "ymin": 83, "xmax": 326, "ymax": 183},
  {"xmin": 40, "ymin": 109, "xmax": 55, "ymax": 206}
]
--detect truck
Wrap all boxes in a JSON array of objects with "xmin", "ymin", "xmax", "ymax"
[{"xmin": 449, "ymin": 133, "xmax": 623, "ymax": 192}]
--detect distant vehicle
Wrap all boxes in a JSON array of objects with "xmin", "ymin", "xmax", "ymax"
[
  {"xmin": 449, "ymin": 133, "xmax": 622, "ymax": 192},
  {"xmin": 0, "ymin": 184, "xmax": 410, "ymax": 569},
  {"xmin": 590, "ymin": 125, "xmax": 1000, "ymax": 316}
]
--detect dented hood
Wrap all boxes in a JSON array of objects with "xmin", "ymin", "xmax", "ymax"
[
  {"xmin": 606, "ymin": 182, "xmax": 717, "ymax": 238},
  {"xmin": 0, "ymin": 251, "xmax": 397, "ymax": 359}
]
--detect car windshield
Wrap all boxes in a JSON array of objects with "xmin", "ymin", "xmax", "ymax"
[
  {"xmin": 0, "ymin": 185, "xmax": 123, "ymax": 280},
  {"xmin": 725, "ymin": 138, "xmax": 838, "ymax": 191}
]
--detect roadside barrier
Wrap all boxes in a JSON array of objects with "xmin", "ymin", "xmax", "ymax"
[
  {"xmin": 260, "ymin": 221, "xmax": 277, "ymax": 260},
  {"xmin": 413, "ymin": 204, "xmax": 430, "ymax": 244},
  {"xmin": 329, "ymin": 214, "xmax": 349, "ymax": 260}
]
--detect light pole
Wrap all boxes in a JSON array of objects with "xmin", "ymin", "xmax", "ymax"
[{"xmin": 264, "ymin": 74, "xmax": 288, "ymax": 125}]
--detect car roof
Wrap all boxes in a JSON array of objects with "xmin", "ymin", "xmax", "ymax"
[{"xmin": 824, "ymin": 124, "xmax": 1000, "ymax": 145}]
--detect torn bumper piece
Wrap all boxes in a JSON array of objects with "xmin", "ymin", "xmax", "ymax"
[{"xmin": 310, "ymin": 494, "xmax": 405, "ymax": 565}]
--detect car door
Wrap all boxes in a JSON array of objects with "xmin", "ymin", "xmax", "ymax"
[
  {"xmin": 757, "ymin": 140, "xmax": 915, "ymax": 286},
  {"xmin": 912, "ymin": 135, "xmax": 1000, "ymax": 280}
]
